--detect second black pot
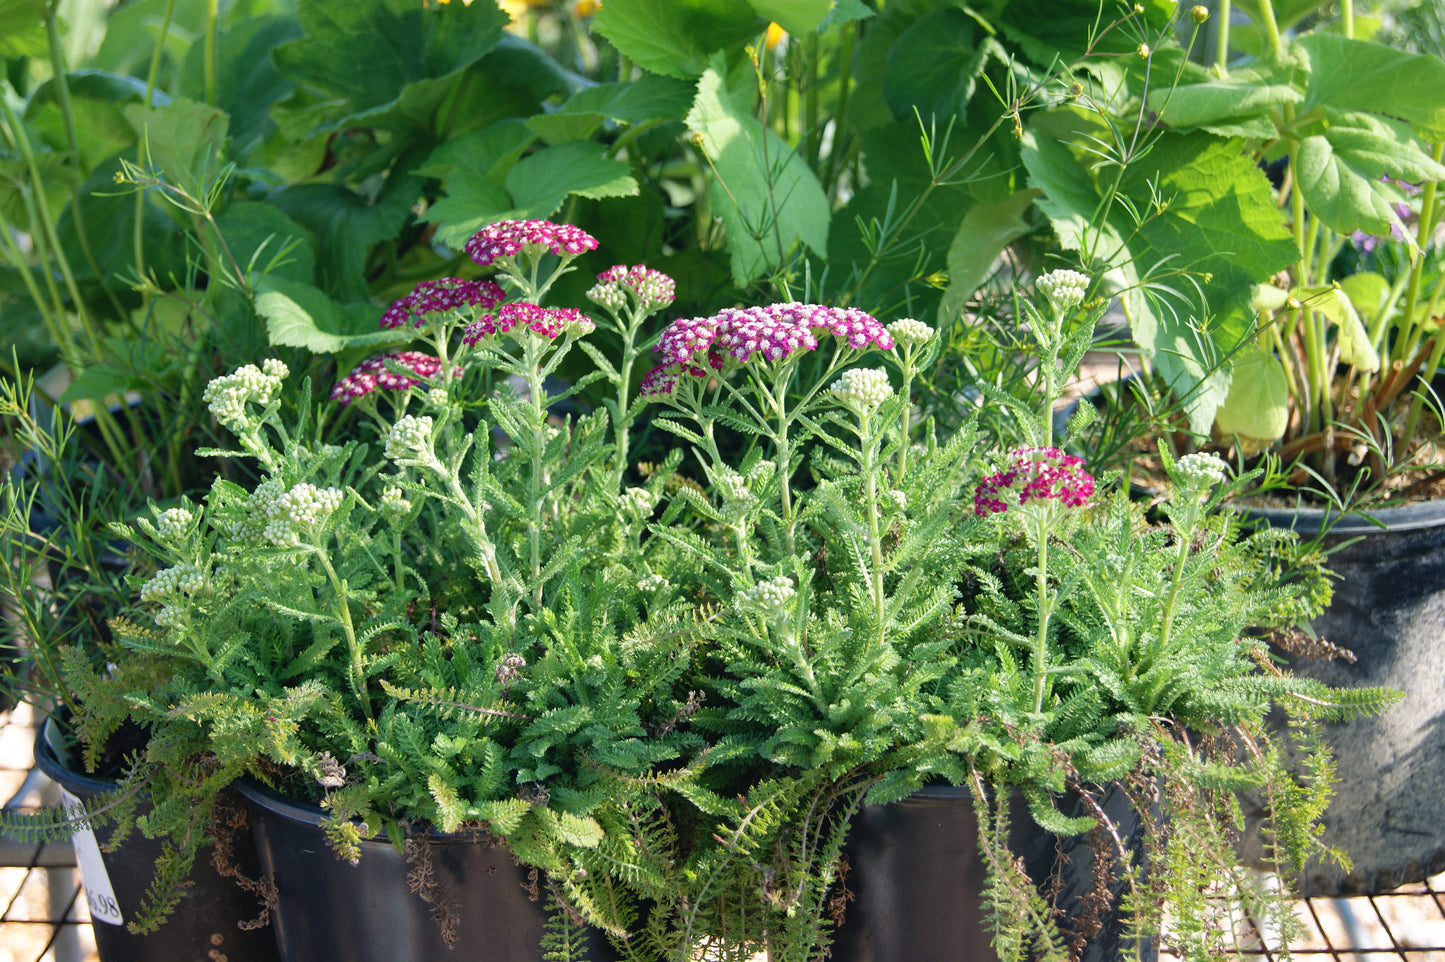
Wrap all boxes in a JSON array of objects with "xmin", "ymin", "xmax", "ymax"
[
  {"xmin": 831, "ymin": 784, "xmax": 1156, "ymax": 962},
  {"xmin": 238, "ymin": 779, "xmax": 615, "ymax": 962}
]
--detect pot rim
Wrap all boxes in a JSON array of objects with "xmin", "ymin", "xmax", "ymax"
[{"xmin": 1236, "ymin": 496, "xmax": 1445, "ymax": 536}]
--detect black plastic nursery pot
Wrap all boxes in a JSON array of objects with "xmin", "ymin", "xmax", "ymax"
[
  {"xmin": 32, "ymin": 719, "xmax": 280, "ymax": 962},
  {"xmin": 831, "ymin": 784, "xmax": 1156, "ymax": 962},
  {"xmin": 237, "ymin": 778, "xmax": 615, "ymax": 962},
  {"xmin": 1241, "ymin": 499, "xmax": 1445, "ymax": 895}
]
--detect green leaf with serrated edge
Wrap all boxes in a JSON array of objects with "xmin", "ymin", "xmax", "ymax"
[
  {"xmin": 1147, "ymin": 62, "xmax": 1299, "ymax": 136},
  {"xmin": 686, "ymin": 55, "xmax": 830, "ymax": 285},
  {"xmin": 272, "ymin": 0, "xmax": 508, "ymax": 114},
  {"xmin": 122, "ymin": 97, "xmax": 230, "ymax": 195},
  {"xmin": 422, "ymin": 173, "xmax": 515, "ymax": 249},
  {"xmin": 176, "ymin": 16, "xmax": 300, "ymax": 162},
  {"xmin": 504, "ymin": 141, "xmax": 638, "ymax": 219},
  {"xmin": 1309, "ymin": 285, "xmax": 1380, "ymax": 372},
  {"xmin": 1214, "ymin": 346, "xmax": 1289, "ymax": 443},
  {"xmin": 1300, "ymin": 34, "xmax": 1445, "ymax": 139},
  {"xmin": 268, "ymin": 177, "xmax": 420, "ymax": 301},
  {"xmin": 255, "ymin": 276, "xmax": 410, "ymax": 354},
  {"xmin": 525, "ymin": 73, "xmax": 695, "ymax": 144},
  {"xmin": 418, "ymin": 120, "xmax": 536, "ymax": 187},
  {"xmin": 937, "ymin": 190, "xmax": 1039, "ymax": 326},
  {"xmin": 883, "ymin": 7, "xmax": 988, "ymax": 123},
  {"xmin": 592, "ymin": 0, "xmax": 760, "ymax": 80},
  {"xmin": 747, "ymin": 0, "xmax": 832, "ymax": 35},
  {"xmin": 819, "ymin": 0, "xmax": 874, "ymax": 30},
  {"xmin": 1295, "ymin": 113, "xmax": 1445, "ymax": 249}
]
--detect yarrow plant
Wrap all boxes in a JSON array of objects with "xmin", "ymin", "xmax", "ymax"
[{"xmin": 35, "ymin": 229, "xmax": 1396, "ymax": 961}]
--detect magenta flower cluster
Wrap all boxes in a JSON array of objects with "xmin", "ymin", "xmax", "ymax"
[
  {"xmin": 379, "ymin": 278, "xmax": 505, "ymax": 329},
  {"xmin": 589, "ymin": 264, "xmax": 676, "ymax": 311},
  {"xmin": 657, "ymin": 303, "xmax": 894, "ymax": 367},
  {"xmin": 464, "ymin": 219, "xmax": 599, "ymax": 267},
  {"xmin": 974, "ymin": 446, "xmax": 1094, "ymax": 516},
  {"xmin": 461, "ymin": 303, "xmax": 595, "ymax": 345},
  {"xmin": 330, "ymin": 352, "xmax": 455, "ymax": 405}
]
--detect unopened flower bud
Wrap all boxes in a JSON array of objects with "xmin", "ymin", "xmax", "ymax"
[
  {"xmin": 1138, "ymin": 42, "xmax": 1151, "ymax": 58},
  {"xmin": 1190, "ymin": 4, "xmax": 1209, "ymax": 23},
  {"xmin": 1036, "ymin": 269, "xmax": 1090, "ymax": 315}
]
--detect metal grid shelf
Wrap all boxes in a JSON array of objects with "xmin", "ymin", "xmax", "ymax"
[{"xmin": 4, "ymin": 698, "xmax": 1445, "ymax": 962}]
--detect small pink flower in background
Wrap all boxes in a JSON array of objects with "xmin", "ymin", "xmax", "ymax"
[
  {"xmin": 464, "ymin": 219, "xmax": 599, "ymax": 267},
  {"xmin": 638, "ymin": 360, "xmax": 715, "ymax": 399},
  {"xmin": 974, "ymin": 446, "xmax": 1094, "ymax": 516},
  {"xmin": 588, "ymin": 265, "xmax": 676, "ymax": 312},
  {"xmin": 461, "ymin": 303, "xmax": 595, "ymax": 345},
  {"xmin": 331, "ymin": 352, "xmax": 455, "ymax": 405},
  {"xmin": 379, "ymin": 278, "xmax": 505, "ymax": 329},
  {"xmin": 656, "ymin": 303, "xmax": 894, "ymax": 368}
]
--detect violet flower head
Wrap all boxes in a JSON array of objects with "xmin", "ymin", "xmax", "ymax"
[
  {"xmin": 657, "ymin": 303, "xmax": 893, "ymax": 368},
  {"xmin": 379, "ymin": 278, "xmax": 505, "ymax": 329},
  {"xmin": 974, "ymin": 446, "xmax": 1094, "ymax": 516},
  {"xmin": 464, "ymin": 219, "xmax": 599, "ymax": 267},
  {"xmin": 331, "ymin": 352, "xmax": 454, "ymax": 405},
  {"xmin": 588, "ymin": 265, "xmax": 677, "ymax": 312},
  {"xmin": 461, "ymin": 303, "xmax": 595, "ymax": 346}
]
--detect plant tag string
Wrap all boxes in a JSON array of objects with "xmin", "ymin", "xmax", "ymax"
[{"xmin": 57, "ymin": 787, "xmax": 123, "ymax": 925}]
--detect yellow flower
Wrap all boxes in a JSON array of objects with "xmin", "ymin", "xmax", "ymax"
[
  {"xmin": 575, "ymin": 0, "xmax": 600, "ymax": 15},
  {"xmin": 765, "ymin": 21, "xmax": 786, "ymax": 49}
]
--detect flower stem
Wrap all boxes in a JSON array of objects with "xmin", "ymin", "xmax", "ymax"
[{"xmin": 316, "ymin": 548, "xmax": 371, "ymax": 720}]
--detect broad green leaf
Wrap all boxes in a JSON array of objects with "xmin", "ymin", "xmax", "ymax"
[
  {"xmin": 686, "ymin": 57, "xmax": 830, "ymax": 285},
  {"xmin": 122, "ymin": 97, "xmax": 230, "ymax": 196},
  {"xmin": 0, "ymin": 0, "xmax": 45, "ymax": 57},
  {"xmin": 177, "ymin": 16, "xmax": 301, "ymax": 162},
  {"xmin": 268, "ymin": 177, "xmax": 420, "ymax": 302},
  {"xmin": 1295, "ymin": 113, "xmax": 1445, "ymax": 249},
  {"xmin": 418, "ymin": 120, "xmax": 537, "ymax": 187},
  {"xmin": 747, "ymin": 0, "xmax": 832, "ymax": 36},
  {"xmin": 1025, "ymin": 130, "xmax": 1297, "ymax": 432},
  {"xmin": 938, "ymin": 190, "xmax": 1040, "ymax": 326},
  {"xmin": 1310, "ymin": 285, "xmax": 1380, "ymax": 372},
  {"xmin": 525, "ymin": 73, "xmax": 695, "ymax": 144},
  {"xmin": 1147, "ymin": 62, "xmax": 1299, "ymax": 137},
  {"xmin": 1214, "ymin": 347, "xmax": 1289, "ymax": 445},
  {"xmin": 505, "ymin": 141, "xmax": 639, "ymax": 218},
  {"xmin": 272, "ymin": 0, "xmax": 508, "ymax": 131},
  {"xmin": 422, "ymin": 172, "xmax": 516, "ymax": 249},
  {"xmin": 592, "ymin": 0, "xmax": 760, "ymax": 79},
  {"xmin": 1300, "ymin": 34, "xmax": 1445, "ymax": 139},
  {"xmin": 882, "ymin": 7, "xmax": 989, "ymax": 123},
  {"xmin": 1338, "ymin": 272, "xmax": 1391, "ymax": 329},
  {"xmin": 25, "ymin": 72, "xmax": 155, "ymax": 170},
  {"xmin": 56, "ymin": 158, "xmax": 190, "ymax": 290},
  {"xmin": 92, "ymin": 0, "xmax": 207, "ymax": 83},
  {"xmin": 213, "ymin": 201, "xmax": 318, "ymax": 286},
  {"xmin": 255, "ymin": 276, "xmax": 409, "ymax": 354}
]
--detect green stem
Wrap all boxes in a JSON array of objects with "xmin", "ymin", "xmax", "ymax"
[
  {"xmin": 1216, "ymin": 0, "xmax": 1232, "ymax": 73},
  {"xmin": 135, "ymin": 0, "xmax": 177, "ymax": 293},
  {"xmin": 858, "ymin": 413, "xmax": 886, "ymax": 643},
  {"xmin": 203, "ymin": 0, "xmax": 218, "ymax": 106},
  {"xmin": 1031, "ymin": 516, "xmax": 1051, "ymax": 714},
  {"xmin": 1399, "ymin": 142, "xmax": 1445, "ymax": 364},
  {"xmin": 803, "ymin": 33, "xmax": 821, "ymax": 171},
  {"xmin": 1341, "ymin": 0, "xmax": 1354, "ymax": 39},
  {"xmin": 316, "ymin": 549, "xmax": 371, "ymax": 720},
  {"xmin": 1256, "ymin": 0, "xmax": 1284, "ymax": 56},
  {"xmin": 821, "ymin": 23, "xmax": 855, "ymax": 197}
]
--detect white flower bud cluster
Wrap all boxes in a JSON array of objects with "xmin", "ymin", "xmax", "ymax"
[
  {"xmin": 1036, "ymin": 269, "xmax": 1090, "ymax": 315},
  {"xmin": 202, "ymin": 360, "xmax": 288, "ymax": 430},
  {"xmin": 638, "ymin": 573, "xmax": 670, "ymax": 592},
  {"xmin": 155, "ymin": 507, "xmax": 194, "ymax": 542},
  {"xmin": 887, "ymin": 318, "xmax": 935, "ymax": 348},
  {"xmin": 262, "ymin": 483, "xmax": 343, "ymax": 547},
  {"xmin": 619, "ymin": 487, "xmax": 659, "ymax": 519},
  {"xmin": 830, "ymin": 368, "xmax": 895, "ymax": 410},
  {"xmin": 888, "ymin": 490, "xmax": 908, "ymax": 513},
  {"xmin": 140, "ymin": 564, "xmax": 206, "ymax": 604},
  {"xmin": 1174, "ymin": 452, "xmax": 1229, "ymax": 494},
  {"xmin": 381, "ymin": 485, "xmax": 412, "ymax": 519},
  {"xmin": 739, "ymin": 575, "xmax": 796, "ymax": 613},
  {"xmin": 586, "ymin": 281, "xmax": 628, "ymax": 312},
  {"xmin": 385, "ymin": 415, "xmax": 437, "ymax": 464}
]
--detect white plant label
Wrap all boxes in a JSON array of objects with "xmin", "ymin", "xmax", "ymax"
[{"xmin": 58, "ymin": 787, "xmax": 123, "ymax": 925}]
